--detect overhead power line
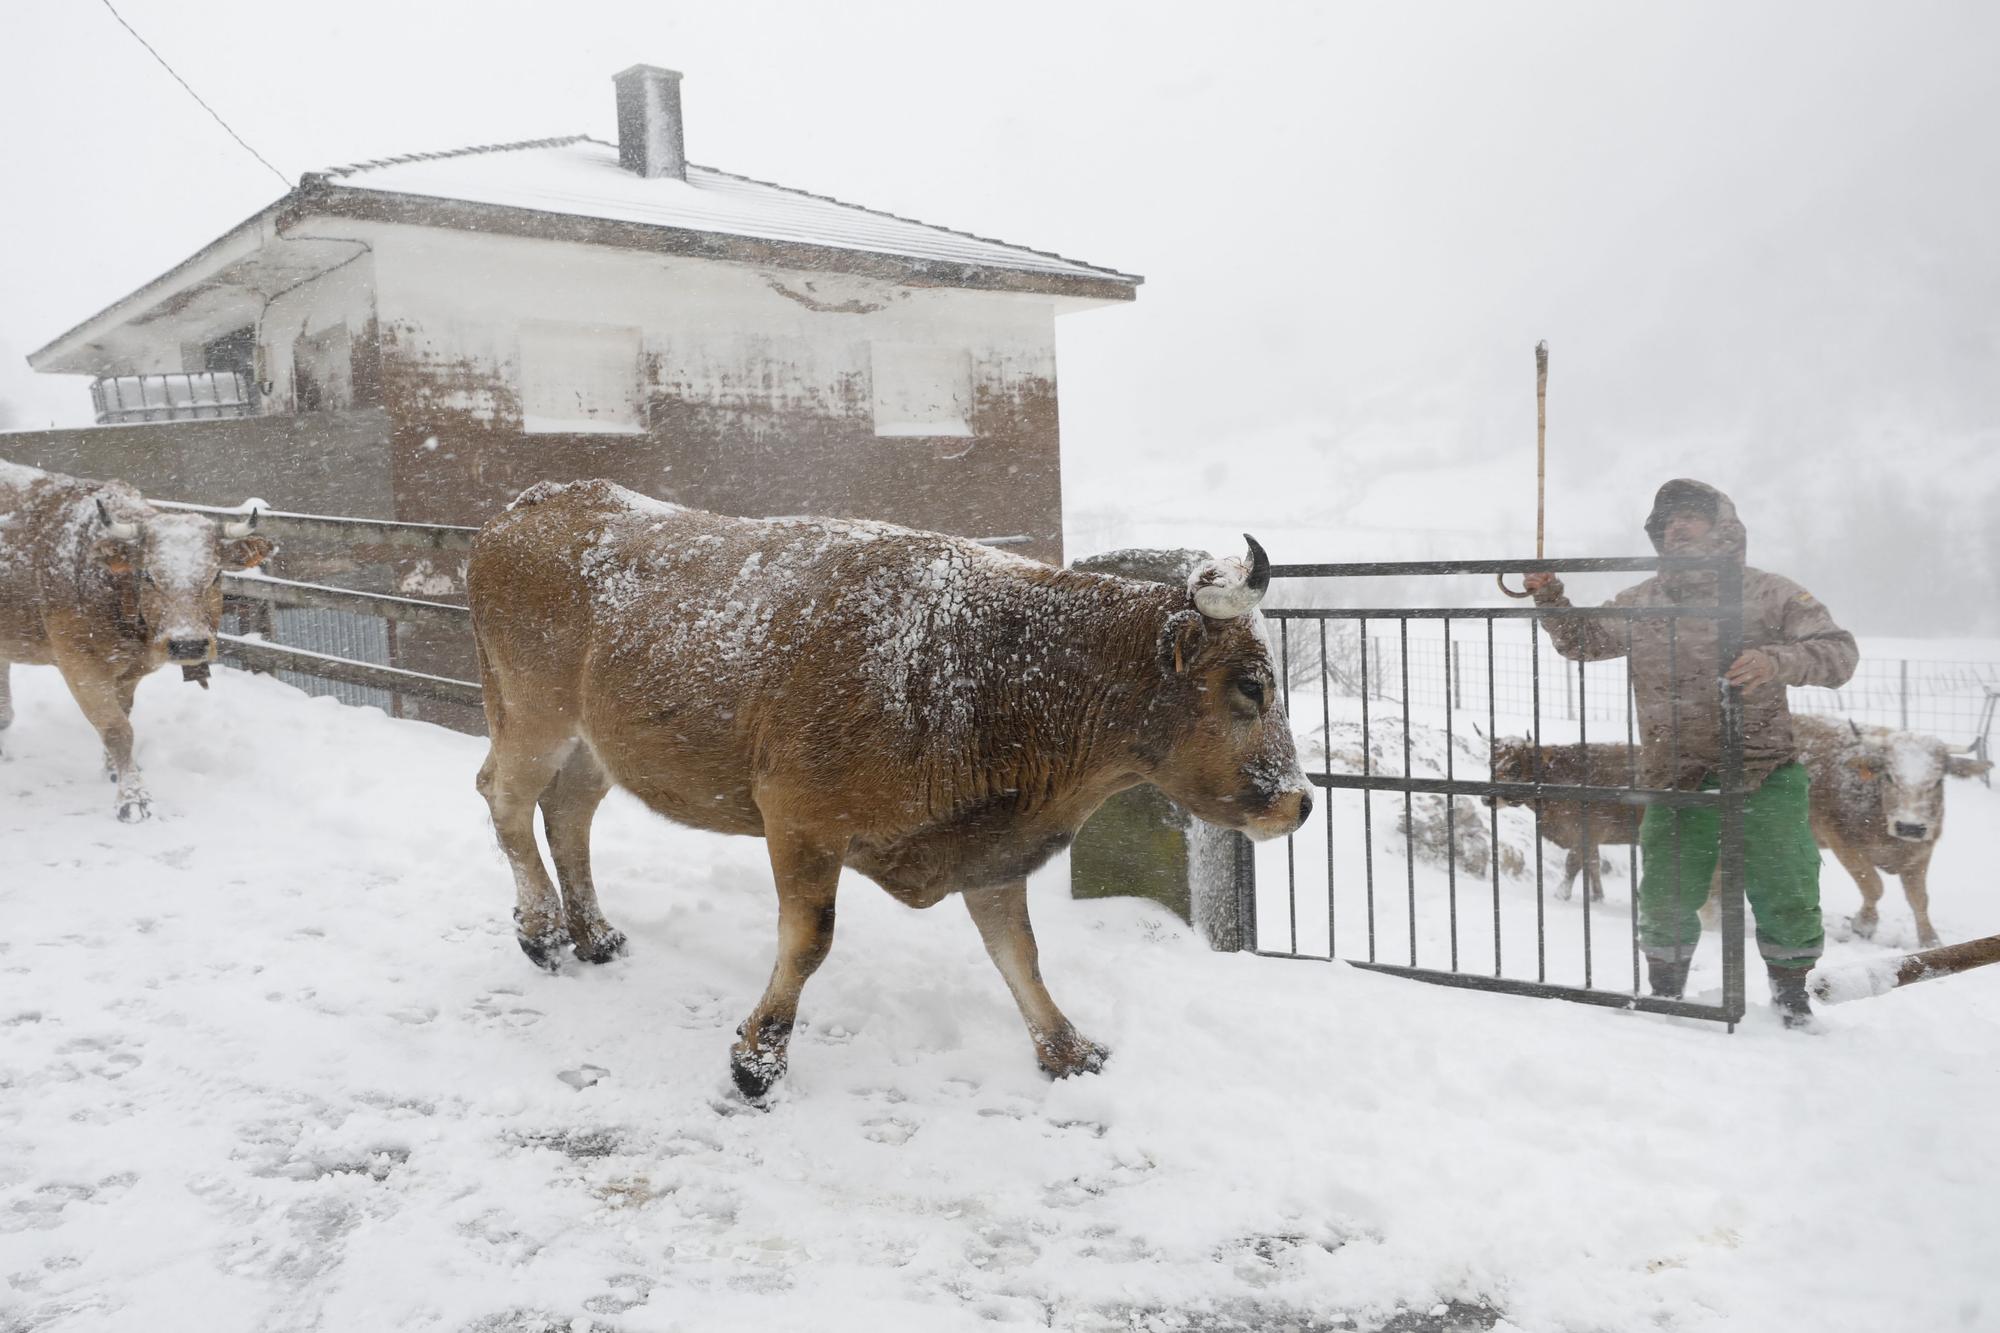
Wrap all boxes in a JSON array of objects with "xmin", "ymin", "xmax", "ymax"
[{"xmin": 95, "ymin": 0, "xmax": 291, "ymax": 189}]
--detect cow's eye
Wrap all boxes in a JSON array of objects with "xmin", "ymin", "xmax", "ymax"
[
  {"xmin": 139, "ymin": 570, "xmax": 155, "ymax": 587},
  {"xmin": 1236, "ymin": 677, "xmax": 1266, "ymax": 708}
]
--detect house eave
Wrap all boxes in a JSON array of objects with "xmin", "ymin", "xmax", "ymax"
[
  {"xmin": 290, "ymin": 177, "xmax": 1143, "ymax": 305},
  {"xmin": 26, "ymin": 201, "xmax": 293, "ymax": 376}
]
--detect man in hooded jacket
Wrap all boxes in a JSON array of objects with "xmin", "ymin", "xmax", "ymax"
[{"xmin": 1521, "ymin": 479, "xmax": 1858, "ymax": 1027}]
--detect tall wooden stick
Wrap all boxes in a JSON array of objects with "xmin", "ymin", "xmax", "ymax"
[
  {"xmin": 1498, "ymin": 340, "xmax": 1549, "ymax": 598},
  {"xmin": 1534, "ymin": 339, "xmax": 1548, "ymax": 560}
]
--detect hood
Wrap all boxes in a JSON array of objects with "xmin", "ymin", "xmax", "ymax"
[{"xmin": 1643, "ymin": 478, "xmax": 1746, "ymax": 561}]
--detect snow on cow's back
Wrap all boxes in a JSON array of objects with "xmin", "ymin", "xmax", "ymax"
[{"xmin": 487, "ymin": 479, "xmax": 1161, "ymax": 742}]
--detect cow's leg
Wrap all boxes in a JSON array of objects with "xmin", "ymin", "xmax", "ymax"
[
  {"xmin": 1584, "ymin": 843, "xmax": 1606, "ymax": 903},
  {"xmin": 1555, "ymin": 844, "xmax": 1580, "ymax": 902},
  {"xmin": 475, "ymin": 722, "xmax": 575, "ymax": 971},
  {"xmin": 539, "ymin": 744, "xmax": 625, "ymax": 963},
  {"xmin": 108, "ymin": 673, "xmax": 141, "ymax": 782},
  {"xmin": 964, "ymin": 880, "xmax": 1108, "ymax": 1080},
  {"xmin": 51, "ymin": 650, "xmax": 148, "ymax": 822},
  {"xmin": 1827, "ymin": 837, "xmax": 1886, "ymax": 939},
  {"xmin": 0, "ymin": 661, "xmax": 11, "ymax": 757},
  {"xmin": 1900, "ymin": 857, "xmax": 1942, "ymax": 949},
  {"xmin": 731, "ymin": 825, "xmax": 843, "ymax": 1099}
]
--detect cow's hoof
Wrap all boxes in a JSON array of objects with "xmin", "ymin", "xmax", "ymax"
[
  {"xmin": 116, "ymin": 796, "xmax": 151, "ymax": 823},
  {"xmin": 1038, "ymin": 1033, "xmax": 1110, "ymax": 1080},
  {"xmin": 515, "ymin": 918, "xmax": 572, "ymax": 973},
  {"xmin": 573, "ymin": 929, "xmax": 628, "ymax": 965},
  {"xmin": 1919, "ymin": 932, "xmax": 1943, "ymax": 950},
  {"xmin": 729, "ymin": 1044, "xmax": 787, "ymax": 1101},
  {"xmin": 1851, "ymin": 912, "xmax": 1878, "ymax": 940}
]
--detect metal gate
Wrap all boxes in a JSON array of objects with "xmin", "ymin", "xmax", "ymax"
[{"xmin": 1244, "ymin": 556, "xmax": 1751, "ymax": 1029}]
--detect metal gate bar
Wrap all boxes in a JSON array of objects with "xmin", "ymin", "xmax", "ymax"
[{"xmin": 1250, "ymin": 556, "xmax": 1748, "ymax": 1029}]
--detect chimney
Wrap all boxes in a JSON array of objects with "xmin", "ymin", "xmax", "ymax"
[{"xmin": 613, "ymin": 65, "xmax": 686, "ymax": 181}]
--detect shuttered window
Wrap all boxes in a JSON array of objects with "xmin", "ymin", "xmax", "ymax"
[
  {"xmin": 518, "ymin": 322, "xmax": 645, "ymax": 434},
  {"xmin": 870, "ymin": 341, "xmax": 973, "ymax": 438}
]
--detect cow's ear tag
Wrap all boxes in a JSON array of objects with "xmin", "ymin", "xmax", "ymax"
[
  {"xmin": 1160, "ymin": 610, "xmax": 1207, "ymax": 676},
  {"xmin": 222, "ymin": 535, "xmax": 277, "ymax": 571},
  {"xmin": 92, "ymin": 537, "xmax": 135, "ymax": 574}
]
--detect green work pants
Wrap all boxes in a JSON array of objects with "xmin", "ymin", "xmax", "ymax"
[{"xmin": 1638, "ymin": 761, "xmax": 1822, "ymax": 969}]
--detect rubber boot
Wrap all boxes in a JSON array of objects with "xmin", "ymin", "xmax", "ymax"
[
  {"xmin": 1646, "ymin": 956, "xmax": 1691, "ymax": 1000},
  {"xmin": 1767, "ymin": 963, "xmax": 1816, "ymax": 1030}
]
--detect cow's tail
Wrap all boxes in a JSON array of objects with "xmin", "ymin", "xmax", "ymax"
[{"xmin": 469, "ymin": 610, "xmax": 506, "ymax": 736}]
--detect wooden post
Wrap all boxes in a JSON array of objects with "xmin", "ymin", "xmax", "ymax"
[{"xmin": 1811, "ymin": 932, "xmax": 2000, "ymax": 1004}]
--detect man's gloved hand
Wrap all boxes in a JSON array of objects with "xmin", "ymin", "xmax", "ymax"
[{"xmin": 1724, "ymin": 649, "xmax": 1777, "ymax": 690}]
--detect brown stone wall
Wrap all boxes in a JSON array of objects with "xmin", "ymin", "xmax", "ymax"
[
  {"xmin": 0, "ymin": 409, "xmax": 395, "ymax": 517},
  {"xmin": 374, "ymin": 320, "xmax": 1065, "ymax": 567}
]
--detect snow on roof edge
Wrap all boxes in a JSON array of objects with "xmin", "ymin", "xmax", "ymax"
[{"xmin": 314, "ymin": 134, "xmax": 1142, "ymax": 287}]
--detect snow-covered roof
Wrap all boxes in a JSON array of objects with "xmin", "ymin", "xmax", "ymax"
[
  {"xmin": 29, "ymin": 133, "xmax": 1137, "ymax": 376},
  {"xmin": 310, "ymin": 135, "xmax": 1140, "ymax": 290}
]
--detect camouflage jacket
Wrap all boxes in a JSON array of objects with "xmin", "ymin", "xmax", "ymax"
[{"xmin": 1531, "ymin": 481, "xmax": 1858, "ymax": 791}]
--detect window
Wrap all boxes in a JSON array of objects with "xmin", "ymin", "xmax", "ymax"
[
  {"xmin": 204, "ymin": 326, "xmax": 256, "ymax": 377},
  {"xmin": 518, "ymin": 322, "xmax": 644, "ymax": 434},
  {"xmin": 870, "ymin": 341, "xmax": 973, "ymax": 438}
]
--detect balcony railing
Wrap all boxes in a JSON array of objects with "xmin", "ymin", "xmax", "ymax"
[{"xmin": 91, "ymin": 372, "xmax": 257, "ymax": 425}]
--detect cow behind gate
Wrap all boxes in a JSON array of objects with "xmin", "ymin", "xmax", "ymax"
[
  {"xmin": 1486, "ymin": 739, "xmax": 1644, "ymax": 903},
  {"xmin": 0, "ymin": 461, "xmax": 273, "ymax": 820},
  {"xmin": 467, "ymin": 480, "xmax": 1313, "ymax": 1097},
  {"xmin": 1793, "ymin": 714, "xmax": 1989, "ymax": 947}
]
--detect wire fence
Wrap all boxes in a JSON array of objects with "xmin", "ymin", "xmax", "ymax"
[{"xmin": 1328, "ymin": 628, "xmax": 1999, "ymax": 749}]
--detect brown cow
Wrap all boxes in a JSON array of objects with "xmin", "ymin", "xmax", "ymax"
[
  {"xmin": 467, "ymin": 480, "xmax": 1313, "ymax": 1097},
  {"xmin": 1487, "ymin": 739, "xmax": 1644, "ymax": 903},
  {"xmin": 1793, "ymin": 714, "xmax": 1989, "ymax": 947},
  {"xmin": 0, "ymin": 461, "xmax": 273, "ymax": 821}
]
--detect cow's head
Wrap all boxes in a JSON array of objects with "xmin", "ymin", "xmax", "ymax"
[
  {"xmin": 93, "ymin": 501, "xmax": 275, "ymax": 664},
  {"xmin": 1841, "ymin": 727, "xmax": 1983, "ymax": 843},
  {"xmin": 1485, "ymin": 738, "xmax": 1536, "ymax": 809},
  {"xmin": 1141, "ymin": 535, "xmax": 1313, "ymax": 840}
]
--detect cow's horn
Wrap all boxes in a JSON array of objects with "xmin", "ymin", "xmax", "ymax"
[
  {"xmin": 1193, "ymin": 534, "xmax": 1271, "ymax": 619},
  {"xmin": 96, "ymin": 498, "xmax": 140, "ymax": 542},
  {"xmin": 222, "ymin": 507, "xmax": 261, "ymax": 539}
]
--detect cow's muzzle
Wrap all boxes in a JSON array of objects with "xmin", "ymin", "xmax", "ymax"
[
  {"xmin": 1247, "ymin": 784, "xmax": 1313, "ymax": 838},
  {"xmin": 166, "ymin": 635, "xmax": 216, "ymax": 664},
  {"xmin": 1892, "ymin": 820, "xmax": 1931, "ymax": 841}
]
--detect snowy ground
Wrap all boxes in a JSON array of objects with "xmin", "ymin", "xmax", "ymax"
[{"xmin": 4, "ymin": 666, "xmax": 2000, "ymax": 1333}]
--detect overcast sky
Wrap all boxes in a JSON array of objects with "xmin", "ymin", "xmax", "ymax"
[{"xmin": 3, "ymin": 1, "xmax": 1996, "ymax": 631}]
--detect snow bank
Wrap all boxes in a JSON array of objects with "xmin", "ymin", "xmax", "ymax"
[{"xmin": 2, "ymin": 665, "xmax": 1998, "ymax": 1332}]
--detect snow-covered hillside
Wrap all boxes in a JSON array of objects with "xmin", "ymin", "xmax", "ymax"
[{"xmin": 3, "ymin": 666, "xmax": 1999, "ymax": 1333}]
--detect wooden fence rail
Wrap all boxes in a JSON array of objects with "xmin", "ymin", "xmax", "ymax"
[
  {"xmin": 155, "ymin": 500, "xmax": 477, "ymax": 553},
  {"xmin": 221, "ymin": 572, "xmax": 471, "ymax": 635},
  {"xmin": 218, "ymin": 634, "xmax": 485, "ymax": 709}
]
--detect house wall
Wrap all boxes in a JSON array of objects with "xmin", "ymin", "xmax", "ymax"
[
  {"xmin": 0, "ymin": 409, "xmax": 394, "ymax": 517},
  {"xmin": 254, "ymin": 249, "xmax": 381, "ymax": 415},
  {"xmin": 357, "ymin": 225, "xmax": 1067, "ymax": 565}
]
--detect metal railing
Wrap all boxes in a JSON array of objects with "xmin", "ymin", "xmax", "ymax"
[
  {"xmin": 1249, "ymin": 556, "xmax": 1751, "ymax": 1030},
  {"xmin": 156, "ymin": 499, "xmax": 1037, "ymax": 719},
  {"xmin": 91, "ymin": 373, "xmax": 257, "ymax": 425}
]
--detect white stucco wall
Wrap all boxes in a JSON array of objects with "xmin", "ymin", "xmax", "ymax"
[
  {"xmin": 255, "ymin": 247, "xmax": 377, "ymax": 415},
  {"xmin": 306, "ymin": 220, "xmax": 1065, "ymax": 437}
]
